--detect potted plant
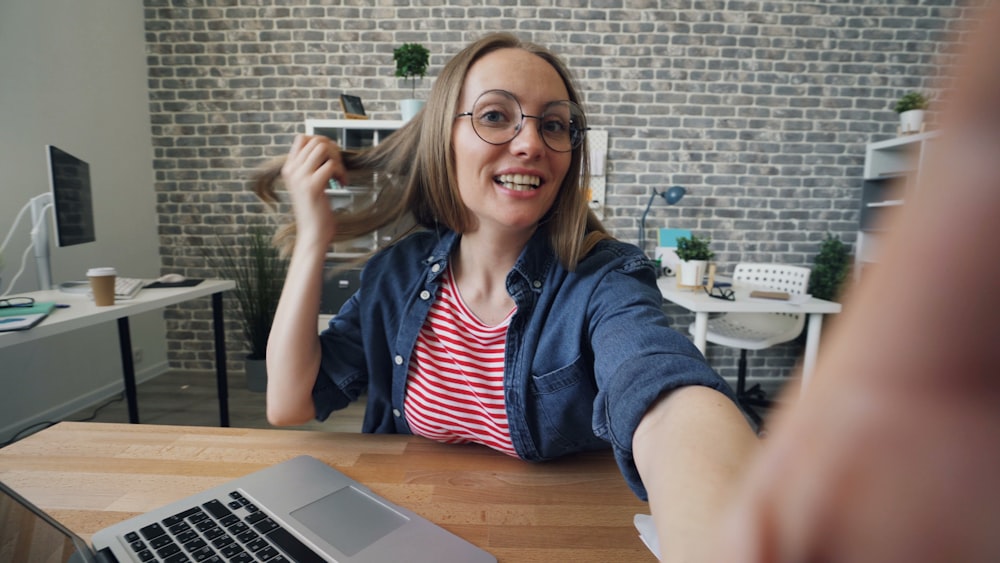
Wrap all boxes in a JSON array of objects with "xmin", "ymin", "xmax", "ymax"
[
  {"xmin": 894, "ymin": 91, "xmax": 929, "ymax": 135},
  {"xmin": 808, "ymin": 234, "xmax": 851, "ymax": 301},
  {"xmin": 674, "ymin": 235, "xmax": 715, "ymax": 287},
  {"xmin": 393, "ymin": 43, "xmax": 430, "ymax": 121},
  {"xmin": 214, "ymin": 226, "xmax": 288, "ymax": 392}
]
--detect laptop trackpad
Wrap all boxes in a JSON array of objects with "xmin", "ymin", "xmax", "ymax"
[{"xmin": 291, "ymin": 486, "xmax": 408, "ymax": 556}]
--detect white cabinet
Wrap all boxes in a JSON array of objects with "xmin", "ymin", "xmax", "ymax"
[{"xmin": 856, "ymin": 131, "xmax": 939, "ymax": 280}]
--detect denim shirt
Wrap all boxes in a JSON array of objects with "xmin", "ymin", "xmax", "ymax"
[{"xmin": 313, "ymin": 228, "xmax": 734, "ymax": 499}]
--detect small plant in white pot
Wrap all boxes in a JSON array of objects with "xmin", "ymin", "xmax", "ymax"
[
  {"xmin": 393, "ymin": 43, "xmax": 430, "ymax": 121},
  {"xmin": 894, "ymin": 91, "xmax": 929, "ymax": 135},
  {"xmin": 674, "ymin": 235, "xmax": 715, "ymax": 288}
]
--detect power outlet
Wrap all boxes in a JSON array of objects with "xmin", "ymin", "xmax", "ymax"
[{"xmin": 132, "ymin": 347, "xmax": 144, "ymax": 365}]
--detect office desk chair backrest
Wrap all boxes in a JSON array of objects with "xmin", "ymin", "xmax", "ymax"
[{"xmin": 734, "ymin": 263, "xmax": 811, "ymax": 325}]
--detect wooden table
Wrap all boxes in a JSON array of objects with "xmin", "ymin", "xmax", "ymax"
[{"xmin": 0, "ymin": 422, "xmax": 654, "ymax": 562}]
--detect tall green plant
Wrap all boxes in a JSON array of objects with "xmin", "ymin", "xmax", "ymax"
[
  {"xmin": 214, "ymin": 227, "xmax": 288, "ymax": 360},
  {"xmin": 809, "ymin": 234, "xmax": 850, "ymax": 301},
  {"xmin": 393, "ymin": 43, "xmax": 430, "ymax": 97}
]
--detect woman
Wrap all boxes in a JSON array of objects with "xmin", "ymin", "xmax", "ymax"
[{"xmin": 258, "ymin": 33, "xmax": 757, "ymax": 560}]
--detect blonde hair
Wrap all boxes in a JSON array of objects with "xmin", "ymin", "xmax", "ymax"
[{"xmin": 253, "ymin": 32, "xmax": 611, "ymax": 270}]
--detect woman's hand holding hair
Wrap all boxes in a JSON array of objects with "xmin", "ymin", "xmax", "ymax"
[{"xmin": 280, "ymin": 134, "xmax": 346, "ymax": 249}]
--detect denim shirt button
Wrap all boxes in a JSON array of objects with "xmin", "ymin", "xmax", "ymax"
[
  {"xmin": 419, "ymin": 290, "xmax": 431, "ymax": 300},
  {"xmin": 532, "ymin": 280, "xmax": 542, "ymax": 289},
  {"xmin": 394, "ymin": 355, "xmax": 404, "ymax": 365},
  {"xmin": 393, "ymin": 408, "xmax": 402, "ymax": 418},
  {"xmin": 430, "ymin": 263, "xmax": 441, "ymax": 273}
]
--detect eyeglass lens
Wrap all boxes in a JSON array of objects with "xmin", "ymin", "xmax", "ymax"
[{"xmin": 465, "ymin": 90, "xmax": 586, "ymax": 152}]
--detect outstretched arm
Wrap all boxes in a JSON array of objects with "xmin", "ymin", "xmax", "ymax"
[
  {"xmin": 712, "ymin": 8, "xmax": 1000, "ymax": 562},
  {"xmin": 633, "ymin": 386, "xmax": 758, "ymax": 563},
  {"xmin": 265, "ymin": 134, "xmax": 347, "ymax": 426}
]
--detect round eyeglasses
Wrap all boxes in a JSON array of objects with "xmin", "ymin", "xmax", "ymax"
[{"xmin": 455, "ymin": 89, "xmax": 588, "ymax": 153}]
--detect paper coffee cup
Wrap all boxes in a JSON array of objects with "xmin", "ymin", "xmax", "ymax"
[{"xmin": 87, "ymin": 267, "xmax": 117, "ymax": 306}]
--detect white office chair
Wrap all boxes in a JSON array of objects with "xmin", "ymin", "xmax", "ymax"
[{"xmin": 691, "ymin": 263, "xmax": 811, "ymax": 426}]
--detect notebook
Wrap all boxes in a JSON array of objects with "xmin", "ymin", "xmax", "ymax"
[
  {"xmin": 0, "ymin": 455, "xmax": 496, "ymax": 562},
  {"xmin": 0, "ymin": 301, "xmax": 56, "ymax": 332}
]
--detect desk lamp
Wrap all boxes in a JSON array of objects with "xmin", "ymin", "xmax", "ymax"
[{"xmin": 638, "ymin": 185, "xmax": 686, "ymax": 258}]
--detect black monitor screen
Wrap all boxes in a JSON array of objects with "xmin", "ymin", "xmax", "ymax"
[{"xmin": 46, "ymin": 145, "xmax": 95, "ymax": 247}]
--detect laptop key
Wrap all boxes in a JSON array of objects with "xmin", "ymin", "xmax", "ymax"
[
  {"xmin": 219, "ymin": 542, "xmax": 245, "ymax": 558},
  {"xmin": 140, "ymin": 522, "xmax": 167, "ymax": 540},
  {"xmin": 203, "ymin": 499, "xmax": 232, "ymax": 519},
  {"xmin": 165, "ymin": 507, "xmax": 203, "ymax": 527},
  {"xmin": 266, "ymin": 527, "xmax": 325, "ymax": 563},
  {"xmin": 156, "ymin": 542, "xmax": 182, "ymax": 559},
  {"xmin": 252, "ymin": 517, "xmax": 279, "ymax": 535},
  {"xmin": 150, "ymin": 534, "xmax": 176, "ymax": 550}
]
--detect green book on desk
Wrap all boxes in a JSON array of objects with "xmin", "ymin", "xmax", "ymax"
[{"xmin": 0, "ymin": 301, "xmax": 56, "ymax": 332}]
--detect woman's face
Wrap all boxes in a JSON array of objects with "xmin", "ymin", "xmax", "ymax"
[{"xmin": 452, "ymin": 48, "xmax": 573, "ymax": 237}]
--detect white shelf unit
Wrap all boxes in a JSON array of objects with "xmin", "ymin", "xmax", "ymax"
[
  {"xmin": 306, "ymin": 119, "xmax": 405, "ymax": 314},
  {"xmin": 856, "ymin": 130, "xmax": 939, "ymax": 280},
  {"xmin": 305, "ymin": 119, "xmax": 405, "ymax": 259}
]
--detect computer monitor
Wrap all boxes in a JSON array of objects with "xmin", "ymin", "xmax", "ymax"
[
  {"xmin": 47, "ymin": 145, "xmax": 95, "ymax": 248},
  {"xmin": 29, "ymin": 145, "xmax": 96, "ymax": 289}
]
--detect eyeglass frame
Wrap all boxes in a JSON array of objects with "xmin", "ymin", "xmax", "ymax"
[
  {"xmin": 454, "ymin": 89, "xmax": 589, "ymax": 153},
  {"xmin": 703, "ymin": 285, "xmax": 735, "ymax": 301},
  {"xmin": 0, "ymin": 296, "xmax": 35, "ymax": 309}
]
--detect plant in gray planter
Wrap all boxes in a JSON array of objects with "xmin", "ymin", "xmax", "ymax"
[
  {"xmin": 393, "ymin": 43, "xmax": 430, "ymax": 121},
  {"xmin": 214, "ymin": 226, "xmax": 288, "ymax": 392}
]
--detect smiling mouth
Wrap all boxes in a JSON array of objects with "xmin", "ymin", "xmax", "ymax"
[{"xmin": 495, "ymin": 173, "xmax": 542, "ymax": 191}]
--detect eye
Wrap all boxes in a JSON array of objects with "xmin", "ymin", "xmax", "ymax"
[
  {"xmin": 475, "ymin": 106, "xmax": 514, "ymax": 128},
  {"xmin": 540, "ymin": 116, "xmax": 569, "ymax": 135}
]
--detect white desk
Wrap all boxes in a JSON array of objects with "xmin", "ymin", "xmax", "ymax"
[
  {"xmin": 657, "ymin": 277, "xmax": 842, "ymax": 385},
  {"xmin": 0, "ymin": 279, "xmax": 236, "ymax": 425}
]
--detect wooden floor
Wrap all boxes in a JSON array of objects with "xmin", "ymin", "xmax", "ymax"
[{"xmin": 67, "ymin": 370, "xmax": 365, "ymax": 433}]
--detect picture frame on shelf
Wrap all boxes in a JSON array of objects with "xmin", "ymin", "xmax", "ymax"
[{"xmin": 339, "ymin": 94, "xmax": 368, "ymax": 120}]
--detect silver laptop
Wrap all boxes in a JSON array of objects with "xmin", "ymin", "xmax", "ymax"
[{"xmin": 0, "ymin": 455, "xmax": 495, "ymax": 562}]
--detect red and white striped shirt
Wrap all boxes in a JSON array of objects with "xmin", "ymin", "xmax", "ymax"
[{"xmin": 403, "ymin": 266, "xmax": 518, "ymax": 456}]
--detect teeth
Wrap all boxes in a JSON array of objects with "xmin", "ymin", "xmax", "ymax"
[{"xmin": 496, "ymin": 174, "xmax": 542, "ymax": 191}]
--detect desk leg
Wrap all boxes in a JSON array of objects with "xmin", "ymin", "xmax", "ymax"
[
  {"xmin": 212, "ymin": 292, "xmax": 230, "ymax": 427},
  {"xmin": 116, "ymin": 317, "xmax": 139, "ymax": 424},
  {"xmin": 801, "ymin": 313, "xmax": 825, "ymax": 391},
  {"xmin": 692, "ymin": 312, "xmax": 709, "ymax": 355}
]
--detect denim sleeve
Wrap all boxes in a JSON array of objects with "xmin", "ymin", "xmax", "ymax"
[
  {"xmin": 587, "ymin": 255, "xmax": 736, "ymax": 500},
  {"xmin": 312, "ymin": 291, "xmax": 369, "ymax": 421}
]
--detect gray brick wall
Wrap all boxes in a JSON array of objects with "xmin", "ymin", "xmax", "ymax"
[{"xmin": 143, "ymin": 0, "xmax": 983, "ymax": 382}]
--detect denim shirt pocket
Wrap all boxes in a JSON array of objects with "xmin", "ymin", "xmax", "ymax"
[{"xmin": 528, "ymin": 355, "xmax": 606, "ymax": 456}]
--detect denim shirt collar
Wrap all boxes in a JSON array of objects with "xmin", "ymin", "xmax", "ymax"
[{"xmin": 422, "ymin": 227, "xmax": 556, "ymax": 301}]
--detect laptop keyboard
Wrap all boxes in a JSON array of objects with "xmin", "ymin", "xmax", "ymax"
[{"xmin": 123, "ymin": 490, "xmax": 324, "ymax": 563}]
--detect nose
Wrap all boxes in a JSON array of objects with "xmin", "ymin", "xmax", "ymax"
[{"xmin": 509, "ymin": 115, "xmax": 547, "ymax": 157}]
